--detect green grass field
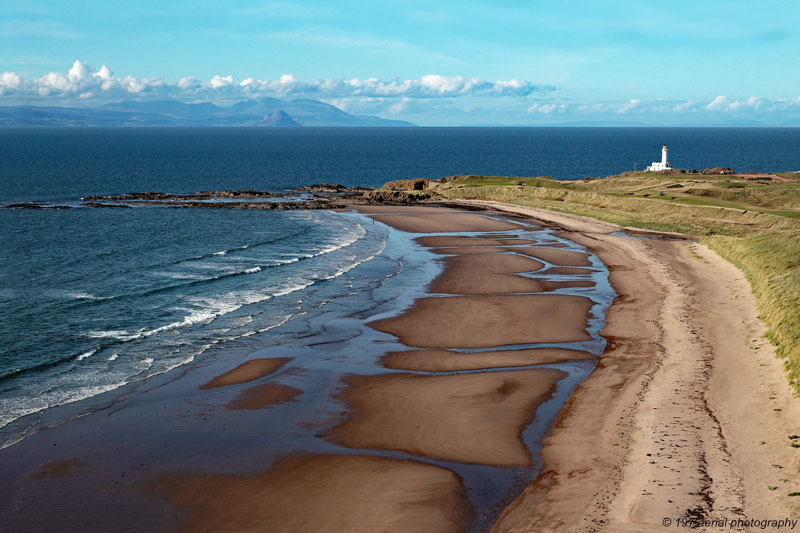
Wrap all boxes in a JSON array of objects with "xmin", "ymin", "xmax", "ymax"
[{"xmin": 383, "ymin": 173, "xmax": 800, "ymax": 393}]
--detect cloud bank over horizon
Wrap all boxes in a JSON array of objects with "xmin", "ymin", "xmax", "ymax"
[
  {"xmin": 2, "ymin": 61, "xmax": 800, "ymax": 126},
  {"xmin": 0, "ymin": 60, "xmax": 556, "ymax": 104}
]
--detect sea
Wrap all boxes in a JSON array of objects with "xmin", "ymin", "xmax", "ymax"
[{"xmin": 2, "ymin": 127, "xmax": 799, "ymax": 449}]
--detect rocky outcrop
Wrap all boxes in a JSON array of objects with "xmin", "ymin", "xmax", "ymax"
[
  {"xmin": 77, "ymin": 186, "xmax": 371, "ymax": 210},
  {"xmin": 362, "ymin": 189, "xmax": 434, "ymax": 204},
  {"xmin": 380, "ymin": 178, "xmax": 438, "ymax": 191},
  {"xmin": 70, "ymin": 182, "xmax": 435, "ymax": 210},
  {"xmin": 167, "ymin": 200, "xmax": 344, "ymax": 210},
  {"xmin": 292, "ymin": 184, "xmax": 374, "ymax": 194},
  {"xmin": 1, "ymin": 202, "xmax": 71, "ymax": 209},
  {"xmin": 82, "ymin": 202, "xmax": 131, "ymax": 208},
  {"xmin": 198, "ymin": 190, "xmax": 281, "ymax": 198},
  {"xmin": 83, "ymin": 190, "xmax": 282, "ymax": 201},
  {"xmin": 700, "ymin": 167, "xmax": 735, "ymax": 175}
]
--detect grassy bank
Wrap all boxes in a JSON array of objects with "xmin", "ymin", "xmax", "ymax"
[{"xmin": 380, "ymin": 173, "xmax": 800, "ymax": 392}]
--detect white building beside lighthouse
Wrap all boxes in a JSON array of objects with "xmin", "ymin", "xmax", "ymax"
[{"xmin": 646, "ymin": 144, "xmax": 671, "ymax": 171}]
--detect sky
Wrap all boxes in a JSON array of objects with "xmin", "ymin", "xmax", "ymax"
[{"xmin": 1, "ymin": 0, "xmax": 799, "ymax": 126}]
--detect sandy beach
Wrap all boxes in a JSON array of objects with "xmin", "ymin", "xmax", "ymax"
[
  {"xmin": 1, "ymin": 200, "xmax": 796, "ymax": 532},
  {"xmin": 445, "ymin": 200, "xmax": 800, "ymax": 532}
]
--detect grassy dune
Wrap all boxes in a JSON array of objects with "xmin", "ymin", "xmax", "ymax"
[{"xmin": 384, "ymin": 173, "xmax": 800, "ymax": 392}]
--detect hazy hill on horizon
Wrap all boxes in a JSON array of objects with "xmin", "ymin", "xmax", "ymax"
[{"xmin": 0, "ymin": 97, "xmax": 417, "ymax": 127}]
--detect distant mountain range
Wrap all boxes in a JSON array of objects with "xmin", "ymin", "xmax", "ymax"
[{"xmin": 0, "ymin": 98, "xmax": 417, "ymax": 127}]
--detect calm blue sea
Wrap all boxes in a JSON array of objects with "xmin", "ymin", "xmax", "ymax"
[{"xmin": 1, "ymin": 127, "xmax": 799, "ymax": 443}]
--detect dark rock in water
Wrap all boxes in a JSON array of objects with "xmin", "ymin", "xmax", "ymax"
[
  {"xmin": 166, "ymin": 200, "xmax": 344, "ymax": 210},
  {"xmin": 83, "ymin": 190, "xmax": 283, "ymax": 202},
  {"xmin": 82, "ymin": 202, "xmax": 131, "ymax": 208},
  {"xmin": 82, "ymin": 191, "xmax": 201, "ymax": 201},
  {"xmin": 197, "ymin": 190, "xmax": 280, "ymax": 198},
  {"xmin": 77, "ymin": 185, "xmax": 402, "ymax": 210},
  {"xmin": 2, "ymin": 202, "xmax": 71, "ymax": 209},
  {"xmin": 255, "ymin": 110, "xmax": 303, "ymax": 128},
  {"xmin": 292, "ymin": 183, "xmax": 374, "ymax": 193}
]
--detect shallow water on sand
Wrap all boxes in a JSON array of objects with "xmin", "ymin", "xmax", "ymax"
[{"xmin": 0, "ymin": 209, "xmax": 615, "ymax": 532}]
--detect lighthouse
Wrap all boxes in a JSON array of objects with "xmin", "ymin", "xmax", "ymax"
[{"xmin": 646, "ymin": 144, "xmax": 671, "ymax": 172}]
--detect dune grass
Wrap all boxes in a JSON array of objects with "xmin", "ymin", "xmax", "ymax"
[{"xmin": 423, "ymin": 174, "xmax": 800, "ymax": 393}]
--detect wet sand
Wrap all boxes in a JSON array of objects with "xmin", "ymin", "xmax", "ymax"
[
  {"xmin": 199, "ymin": 357, "xmax": 291, "ymax": 389},
  {"xmin": 3, "ymin": 202, "xmax": 685, "ymax": 533},
  {"xmin": 370, "ymin": 294, "xmax": 593, "ymax": 348},
  {"xmin": 426, "ymin": 244, "xmax": 592, "ymax": 268},
  {"xmin": 29, "ymin": 458, "xmax": 89, "ymax": 479},
  {"xmin": 329, "ymin": 370, "xmax": 566, "ymax": 465},
  {"xmin": 382, "ymin": 348, "xmax": 595, "ymax": 372},
  {"xmin": 416, "ymin": 236, "xmax": 538, "ymax": 247},
  {"xmin": 507, "ymin": 247, "xmax": 592, "ymax": 267},
  {"xmin": 154, "ymin": 454, "xmax": 471, "ymax": 533},
  {"xmin": 430, "ymin": 253, "xmax": 542, "ymax": 294},
  {"xmin": 430, "ymin": 245, "xmax": 513, "ymax": 255},
  {"xmin": 430, "ymin": 254, "xmax": 593, "ymax": 294},
  {"xmin": 225, "ymin": 383, "xmax": 301, "ymax": 410},
  {"xmin": 368, "ymin": 212, "xmax": 525, "ymax": 233},
  {"xmin": 316, "ymin": 205, "xmax": 603, "ymax": 528}
]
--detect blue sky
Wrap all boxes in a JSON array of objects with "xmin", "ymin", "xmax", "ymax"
[{"xmin": 2, "ymin": 0, "xmax": 799, "ymax": 125}]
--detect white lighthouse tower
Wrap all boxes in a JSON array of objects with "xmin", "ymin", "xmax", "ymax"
[{"xmin": 646, "ymin": 144, "xmax": 671, "ymax": 172}]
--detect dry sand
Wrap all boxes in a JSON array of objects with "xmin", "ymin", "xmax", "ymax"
[
  {"xmin": 370, "ymin": 294, "xmax": 593, "ymax": 348},
  {"xmin": 154, "ymin": 454, "xmax": 471, "ymax": 533},
  {"xmin": 329, "ymin": 370, "xmax": 566, "ymax": 465},
  {"xmin": 199, "ymin": 357, "xmax": 291, "ymax": 389},
  {"xmin": 442, "ymin": 200, "xmax": 800, "ymax": 532},
  {"xmin": 382, "ymin": 348, "xmax": 595, "ymax": 372}
]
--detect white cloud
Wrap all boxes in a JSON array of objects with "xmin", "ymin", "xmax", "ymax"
[
  {"xmin": 706, "ymin": 95, "xmax": 728, "ymax": 110},
  {"xmin": 95, "ymin": 65, "xmax": 112, "ymax": 80},
  {"xmin": 388, "ymin": 97, "xmax": 412, "ymax": 114},
  {"xmin": 706, "ymin": 95, "xmax": 764, "ymax": 112},
  {"xmin": 0, "ymin": 72, "xmax": 23, "ymax": 95},
  {"xmin": 728, "ymin": 96, "xmax": 762, "ymax": 111},
  {"xmin": 527, "ymin": 102, "xmax": 561, "ymax": 114},
  {"xmin": 0, "ymin": 60, "xmax": 557, "ymax": 104},
  {"xmin": 176, "ymin": 76, "xmax": 200, "ymax": 90},
  {"xmin": 68, "ymin": 60, "xmax": 91, "ymax": 80},
  {"xmin": 616, "ymin": 99, "xmax": 640, "ymax": 114},
  {"xmin": 209, "ymin": 75, "xmax": 234, "ymax": 89}
]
